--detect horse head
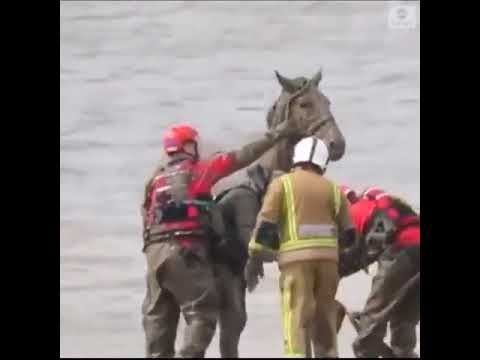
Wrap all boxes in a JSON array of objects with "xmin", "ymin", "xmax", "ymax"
[{"xmin": 264, "ymin": 69, "xmax": 346, "ymax": 171}]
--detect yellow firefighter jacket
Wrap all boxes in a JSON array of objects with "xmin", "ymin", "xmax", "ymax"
[{"xmin": 249, "ymin": 168, "xmax": 353, "ymax": 267}]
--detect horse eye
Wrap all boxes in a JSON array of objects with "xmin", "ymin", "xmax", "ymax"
[{"xmin": 300, "ymin": 102, "xmax": 312, "ymax": 109}]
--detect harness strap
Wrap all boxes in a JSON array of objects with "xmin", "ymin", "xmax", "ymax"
[{"xmin": 143, "ymin": 228, "xmax": 206, "ymax": 251}]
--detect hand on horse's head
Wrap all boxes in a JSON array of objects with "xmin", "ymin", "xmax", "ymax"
[{"xmin": 268, "ymin": 112, "xmax": 304, "ymax": 140}]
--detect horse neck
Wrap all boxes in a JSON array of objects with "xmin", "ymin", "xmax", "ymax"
[{"xmin": 257, "ymin": 138, "xmax": 293, "ymax": 172}]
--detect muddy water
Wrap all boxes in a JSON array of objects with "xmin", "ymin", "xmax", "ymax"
[{"xmin": 60, "ymin": 1, "xmax": 419, "ymax": 357}]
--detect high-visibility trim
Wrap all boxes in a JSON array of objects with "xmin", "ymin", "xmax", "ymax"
[
  {"xmin": 285, "ymin": 353, "xmax": 305, "ymax": 358},
  {"xmin": 298, "ymin": 224, "xmax": 336, "ymax": 238},
  {"xmin": 282, "ymin": 279, "xmax": 296, "ymax": 357},
  {"xmin": 332, "ymin": 183, "xmax": 341, "ymax": 216},
  {"xmin": 282, "ymin": 175, "xmax": 297, "ymax": 243},
  {"xmin": 280, "ymin": 237, "xmax": 338, "ymax": 252},
  {"xmin": 280, "ymin": 175, "xmax": 339, "ymax": 252}
]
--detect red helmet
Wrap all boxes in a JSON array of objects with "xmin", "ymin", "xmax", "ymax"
[
  {"xmin": 362, "ymin": 186, "xmax": 388, "ymax": 200},
  {"xmin": 340, "ymin": 185, "xmax": 359, "ymax": 204},
  {"xmin": 162, "ymin": 124, "xmax": 199, "ymax": 155}
]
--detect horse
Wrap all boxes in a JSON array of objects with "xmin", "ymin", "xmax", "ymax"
[
  {"xmin": 255, "ymin": 68, "xmax": 346, "ymax": 173},
  {"xmin": 245, "ymin": 69, "xmax": 348, "ymax": 358},
  {"xmin": 213, "ymin": 68, "xmax": 346, "ymax": 195},
  {"xmin": 211, "ymin": 69, "xmax": 347, "ymax": 358}
]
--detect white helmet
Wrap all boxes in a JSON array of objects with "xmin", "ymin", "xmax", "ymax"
[{"xmin": 292, "ymin": 136, "xmax": 330, "ymax": 171}]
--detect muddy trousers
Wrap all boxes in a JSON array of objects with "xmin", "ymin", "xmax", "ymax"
[
  {"xmin": 215, "ymin": 264, "xmax": 247, "ymax": 358},
  {"xmin": 142, "ymin": 241, "xmax": 219, "ymax": 358},
  {"xmin": 279, "ymin": 260, "xmax": 339, "ymax": 358},
  {"xmin": 353, "ymin": 246, "xmax": 420, "ymax": 358}
]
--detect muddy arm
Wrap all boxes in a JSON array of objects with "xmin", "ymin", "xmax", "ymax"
[
  {"xmin": 338, "ymin": 235, "xmax": 371, "ymax": 278},
  {"xmin": 346, "ymin": 274, "xmax": 420, "ymax": 358},
  {"xmin": 229, "ymin": 133, "xmax": 281, "ymax": 173},
  {"xmin": 230, "ymin": 117, "xmax": 301, "ymax": 172}
]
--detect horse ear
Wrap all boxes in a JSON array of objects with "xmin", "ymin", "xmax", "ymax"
[
  {"xmin": 275, "ymin": 70, "xmax": 298, "ymax": 93},
  {"xmin": 311, "ymin": 69, "xmax": 323, "ymax": 87}
]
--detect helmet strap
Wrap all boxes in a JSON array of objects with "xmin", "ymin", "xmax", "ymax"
[
  {"xmin": 309, "ymin": 137, "xmax": 318, "ymax": 162},
  {"xmin": 182, "ymin": 141, "xmax": 199, "ymax": 162},
  {"xmin": 192, "ymin": 141, "xmax": 199, "ymax": 161}
]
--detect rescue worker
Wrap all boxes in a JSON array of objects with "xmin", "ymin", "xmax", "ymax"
[
  {"xmin": 248, "ymin": 136, "xmax": 355, "ymax": 358},
  {"xmin": 213, "ymin": 164, "xmax": 281, "ymax": 357},
  {"xmin": 339, "ymin": 186, "xmax": 420, "ymax": 358},
  {"xmin": 141, "ymin": 120, "xmax": 301, "ymax": 358},
  {"xmin": 336, "ymin": 185, "xmax": 366, "ymax": 279}
]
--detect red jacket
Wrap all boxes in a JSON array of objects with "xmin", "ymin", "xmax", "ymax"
[
  {"xmin": 350, "ymin": 195, "xmax": 420, "ymax": 248},
  {"xmin": 144, "ymin": 153, "xmax": 236, "ymax": 248}
]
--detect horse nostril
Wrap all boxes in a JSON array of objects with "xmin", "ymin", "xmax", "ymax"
[{"xmin": 328, "ymin": 138, "xmax": 346, "ymax": 161}]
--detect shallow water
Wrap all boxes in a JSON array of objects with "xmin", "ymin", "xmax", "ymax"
[{"xmin": 60, "ymin": 1, "xmax": 420, "ymax": 357}]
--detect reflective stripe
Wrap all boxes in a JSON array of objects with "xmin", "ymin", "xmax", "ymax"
[
  {"xmin": 332, "ymin": 183, "xmax": 341, "ymax": 216},
  {"xmin": 280, "ymin": 237, "xmax": 337, "ymax": 251},
  {"xmin": 280, "ymin": 175, "xmax": 339, "ymax": 250},
  {"xmin": 281, "ymin": 277, "xmax": 306, "ymax": 357},
  {"xmin": 282, "ymin": 175, "xmax": 298, "ymax": 243},
  {"xmin": 282, "ymin": 280, "xmax": 296, "ymax": 357},
  {"xmin": 298, "ymin": 224, "xmax": 336, "ymax": 238}
]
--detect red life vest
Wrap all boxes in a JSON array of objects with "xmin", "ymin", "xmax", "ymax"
[
  {"xmin": 144, "ymin": 152, "xmax": 236, "ymax": 247},
  {"xmin": 352, "ymin": 191, "xmax": 420, "ymax": 247},
  {"xmin": 350, "ymin": 198, "xmax": 377, "ymax": 236}
]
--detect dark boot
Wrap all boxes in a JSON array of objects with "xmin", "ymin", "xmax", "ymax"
[{"xmin": 353, "ymin": 247, "xmax": 417, "ymax": 358}]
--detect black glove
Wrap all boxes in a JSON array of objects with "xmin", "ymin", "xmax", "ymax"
[
  {"xmin": 211, "ymin": 236, "xmax": 248, "ymax": 276},
  {"xmin": 244, "ymin": 257, "xmax": 265, "ymax": 292},
  {"xmin": 210, "ymin": 236, "xmax": 228, "ymax": 258},
  {"xmin": 339, "ymin": 249, "xmax": 364, "ymax": 278},
  {"xmin": 229, "ymin": 257, "xmax": 247, "ymax": 277},
  {"xmin": 338, "ymin": 234, "xmax": 368, "ymax": 278}
]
